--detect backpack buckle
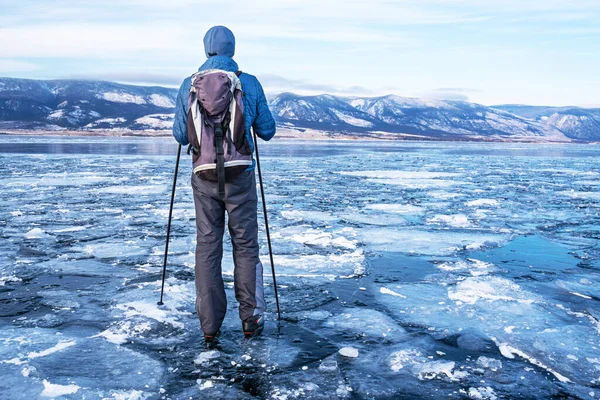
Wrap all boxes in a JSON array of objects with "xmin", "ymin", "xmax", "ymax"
[{"xmin": 187, "ymin": 144, "xmax": 198, "ymax": 156}]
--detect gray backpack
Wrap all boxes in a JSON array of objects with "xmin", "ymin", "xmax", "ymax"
[{"xmin": 186, "ymin": 69, "xmax": 252, "ymax": 196}]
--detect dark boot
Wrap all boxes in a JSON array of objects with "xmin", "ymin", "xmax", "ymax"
[
  {"xmin": 242, "ymin": 315, "xmax": 264, "ymax": 338},
  {"xmin": 204, "ymin": 331, "xmax": 220, "ymax": 348}
]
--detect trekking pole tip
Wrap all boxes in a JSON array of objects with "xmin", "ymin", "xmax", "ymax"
[{"xmin": 157, "ymin": 301, "xmax": 164, "ymax": 306}]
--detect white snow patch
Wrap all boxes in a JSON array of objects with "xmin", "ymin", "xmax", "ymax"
[
  {"xmin": 380, "ymin": 287, "xmax": 407, "ymax": 298},
  {"xmin": 428, "ymin": 191, "xmax": 463, "ymax": 200},
  {"xmin": 21, "ymin": 365, "xmax": 35, "ymax": 377},
  {"xmin": 278, "ymin": 105, "xmax": 297, "ymax": 119},
  {"xmin": 102, "ymin": 208, "xmax": 124, "ymax": 213},
  {"xmin": 389, "ymin": 348, "xmax": 423, "ymax": 372},
  {"xmin": 437, "ymin": 259, "xmax": 496, "ymax": 277},
  {"xmin": 341, "ymin": 212, "xmax": 408, "ymax": 226},
  {"xmin": 2, "ymin": 358, "xmax": 26, "ymax": 365},
  {"xmin": 101, "ymin": 92, "xmax": 146, "ymax": 104},
  {"xmin": 369, "ymin": 178, "xmax": 461, "ymax": 189},
  {"xmin": 281, "ymin": 210, "xmax": 338, "ymax": 222},
  {"xmin": 94, "ymin": 320, "xmax": 153, "ymax": 345},
  {"xmin": 149, "ymin": 94, "xmax": 175, "ymax": 108},
  {"xmin": 116, "ymin": 301, "xmax": 189, "ymax": 329},
  {"xmin": 468, "ymin": 387, "xmax": 498, "ymax": 400},
  {"xmin": 576, "ymin": 180, "xmax": 600, "ymax": 186},
  {"xmin": 557, "ymin": 191, "xmax": 600, "ymax": 201},
  {"xmin": 448, "ymin": 277, "xmax": 536, "ymax": 305},
  {"xmin": 465, "ymin": 199, "xmax": 499, "ymax": 207},
  {"xmin": 194, "ymin": 350, "xmax": 221, "ymax": 365},
  {"xmin": 7, "ymin": 173, "xmax": 111, "ymax": 187},
  {"xmin": 504, "ymin": 326, "xmax": 515, "ymax": 333},
  {"xmin": 27, "ymin": 340, "xmax": 76, "ymax": 359},
  {"xmin": 341, "ymin": 170, "xmax": 460, "ymax": 180},
  {"xmin": 330, "ymin": 109, "xmax": 374, "ymax": 128},
  {"xmin": 41, "ymin": 380, "xmax": 80, "ymax": 397},
  {"xmin": 342, "ymin": 170, "xmax": 462, "ymax": 188},
  {"xmin": 81, "ymin": 242, "xmax": 148, "ymax": 259},
  {"xmin": 361, "ymin": 228, "xmax": 505, "ymax": 255},
  {"xmin": 47, "ymin": 109, "xmax": 65, "ymax": 120},
  {"xmin": 365, "ymin": 204, "xmax": 424, "ymax": 214},
  {"xmin": 107, "ymin": 390, "xmax": 148, "ymax": 400},
  {"xmin": 476, "ymin": 356, "xmax": 502, "ymax": 371},
  {"xmin": 53, "ymin": 226, "xmax": 87, "ymax": 233},
  {"xmin": 198, "ymin": 379, "xmax": 214, "ymax": 390},
  {"xmin": 288, "ymin": 228, "xmax": 356, "ymax": 249},
  {"xmin": 0, "ymin": 275, "xmax": 22, "ymax": 286},
  {"xmin": 428, "ymin": 214, "xmax": 472, "ymax": 228},
  {"xmin": 412, "ymin": 361, "xmax": 468, "ymax": 381},
  {"xmin": 24, "ymin": 228, "xmax": 48, "ymax": 239},
  {"xmin": 95, "ymin": 185, "xmax": 166, "ymax": 195},
  {"xmin": 95, "ymin": 330, "xmax": 129, "ymax": 345},
  {"xmin": 95, "ymin": 117, "xmax": 127, "ymax": 124},
  {"xmin": 386, "ymin": 94, "xmax": 451, "ymax": 109},
  {"xmin": 339, "ymin": 347, "xmax": 359, "ymax": 358},
  {"xmin": 134, "ymin": 114, "xmax": 174, "ymax": 129},
  {"xmin": 272, "ymin": 249, "xmax": 365, "ymax": 280},
  {"xmin": 349, "ymin": 98, "xmax": 366, "ymax": 108},
  {"xmin": 331, "ymin": 236, "xmax": 357, "ymax": 249}
]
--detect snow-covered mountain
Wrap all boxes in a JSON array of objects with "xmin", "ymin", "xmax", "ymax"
[
  {"xmin": 0, "ymin": 78, "xmax": 177, "ymax": 131},
  {"xmin": 1, "ymin": 77, "xmax": 598, "ymax": 141},
  {"xmin": 270, "ymin": 93, "xmax": 571, "ymax": 141},
  {"xmin": 492, "ymin": 104, "xmax": 600, "ymax": 141}
]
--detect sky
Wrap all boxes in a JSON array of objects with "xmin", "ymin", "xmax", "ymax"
[{"xmin": 0, "ymin": 0, "xmax": 599, "ymax": 107}]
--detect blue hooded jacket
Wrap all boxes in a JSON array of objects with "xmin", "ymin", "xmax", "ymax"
[{"xmin": 172, "ymin": 26, "xmax": 276, "ymax": 168}]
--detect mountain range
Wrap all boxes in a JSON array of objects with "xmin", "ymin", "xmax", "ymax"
[{"xmin": 1, "ymin": 77, "xmax": 599, "ymax": 142}]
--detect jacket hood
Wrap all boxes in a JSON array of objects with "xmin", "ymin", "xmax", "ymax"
[{"xmin": 204, "ymin": 26, "xmax": 235, "ymax": 58}]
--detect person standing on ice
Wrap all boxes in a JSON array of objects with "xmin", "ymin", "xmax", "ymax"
[{"xmin": 172, "ymin": 25, "xmax": 276, "ymax": 344}]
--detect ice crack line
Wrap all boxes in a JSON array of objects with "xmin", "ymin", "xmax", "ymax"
[{"xmin": 491, "ymin": 337, "xmax": 571, "ymax": 383}]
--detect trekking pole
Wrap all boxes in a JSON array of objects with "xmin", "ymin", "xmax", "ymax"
[
  {"xmin": 253, "ymin": 132, "xmax": 281, "ymax": 320},
  {"xmin": 158, "ymin": 143, "xmax": 182, "ymax": 306}
]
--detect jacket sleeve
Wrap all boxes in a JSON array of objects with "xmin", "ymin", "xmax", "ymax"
[
  {"xmin": 252, "ymin": 79, "xmax": 276, "ymax": 141},
  {"xmin": 172, "ymin": 80, "xmax": 190, "ymax": 146}
]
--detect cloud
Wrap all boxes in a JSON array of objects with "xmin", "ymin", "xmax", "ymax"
[
  {"xmin": 63, "ymin": 71, "xmax": 183, "ymax": 87},
  {"xmin": 259, "ymin": 74, "xmax": 377, "ymax": 96},
  {"xmin": 420, "ymin": 88, "xmax": 484, "ymax": 102},
  {"xmin": 0, "ymin": 59, "xmax": 38, "ymax": 73},
  {"xmin": 0, "ymin": 23, "xmax": 183, "ymax": 58},
  {"xmin": 2, "ymin": 1, "xmax": 597, "ymax": 60},
  {"xmin": 1, "ymin": 0, "xmax": 599, "ymax": 106}
]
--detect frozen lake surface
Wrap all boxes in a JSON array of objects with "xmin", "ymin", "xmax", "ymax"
[{"xmin": 1, "ymin": 136, "xmax": 599, "ymax": 399}]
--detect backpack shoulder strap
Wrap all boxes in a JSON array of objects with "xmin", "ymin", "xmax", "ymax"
[{"xmin": 235, "ymin": 71, "xmax": 242, "ymax": 77}]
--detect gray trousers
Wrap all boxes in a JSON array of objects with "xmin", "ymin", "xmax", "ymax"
[{"xmin": 191, "ymin": 170, "xmax": 266, "ymax": 335}]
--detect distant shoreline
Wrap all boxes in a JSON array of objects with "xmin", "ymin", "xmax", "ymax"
[{"xmin": 0, "ymin": 128, "xmax": 590, "ymax": 144}]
